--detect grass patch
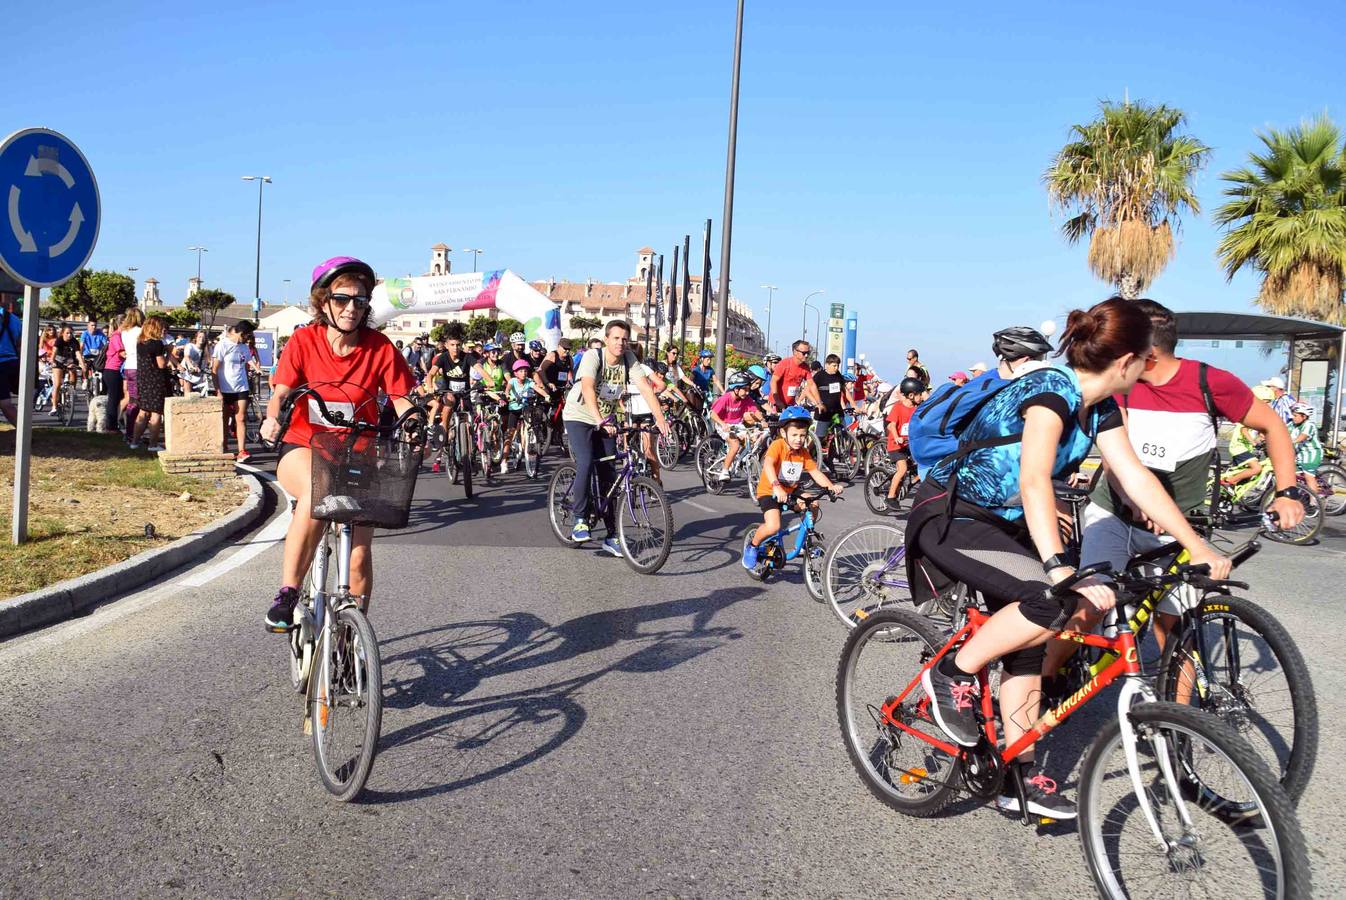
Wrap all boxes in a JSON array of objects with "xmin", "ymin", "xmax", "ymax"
[{"xmin": 0, "ymin": 426, "xmax": 250, "ymax": 599}]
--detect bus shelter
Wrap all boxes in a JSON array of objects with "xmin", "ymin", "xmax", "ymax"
[{"xmin": 1174, "ymin": 311, "xmax": 1345, "ymax": 445}]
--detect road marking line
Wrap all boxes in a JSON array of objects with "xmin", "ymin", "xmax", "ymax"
[{"xmin": 684, "ymin": 499, "xmax": 717, "ymax": 514}]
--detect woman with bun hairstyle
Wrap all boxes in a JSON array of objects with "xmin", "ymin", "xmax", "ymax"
[
  {"xmin": 259, "ymin": 257, "xmax": 418, "ymax": 632},
  {"xmin": 902, "ymin": 297, "xmax": 1232, "ymax": 820}
]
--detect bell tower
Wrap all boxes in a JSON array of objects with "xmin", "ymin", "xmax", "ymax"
[{"xmin": 430, "ymin": 243, "xmax": 451, "ymax": 276}]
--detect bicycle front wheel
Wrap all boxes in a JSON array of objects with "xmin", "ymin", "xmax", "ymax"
[
  {"xmin": 617, "ymin": 475, "xmax": 673, "ymax": 574},
  {"xmin": 58, "ymin": 383, "xmax": 77, "ymax": 426},
  {"xmin": 1078, "ymin": 701, "xmax": 1310, "ymax": 899},
  {"xmin": 1315, "ymin": 462, "xmax": 1346, "ymax": 516},
  {"xmin": 822, "ymin": 521, "xmax": 908, "ymax": 628},
  {"xmin": 1156, "ymin": 594, "xmax": 1317, "ymax": 802},
  {"xmin": 864, "ymin": 465, "xmax": 895, "ymax": 516},
  {"xmin": 836, "ymin": 608, "xmax": 959, "ymax": 817},
  {"xmin": 310, "ymin": 606, "xmax": 383, "ymax": 802},
  {"xmin": 829, "ymin": 429, "xmax": 860, "ymax": 482},
  {"xmin": 656, "ymin": 431, "xmax": 680, "ymax": 470},
  {"xmin": 1260, "ymin": 488, "xmax": 1322, "ymax": 544},
  {"xmin": 520, "ymin": 424, "xmax": 540, "ymax": 479}
]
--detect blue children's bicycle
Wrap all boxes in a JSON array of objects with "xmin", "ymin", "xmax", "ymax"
[{"xmin": 742, "ymin": 478, "xmax": 842, "ymax": 600}]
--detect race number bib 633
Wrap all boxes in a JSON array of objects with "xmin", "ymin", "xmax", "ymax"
[{"xmin": 1136, "ymin": 439, "xmax": 1177, "ymax": 472}]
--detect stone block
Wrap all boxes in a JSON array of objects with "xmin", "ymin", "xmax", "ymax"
[
  {"xmin": 165, "ymin": 396, "xmax": 226, "ymax": 456},
  {"xmin": 158, "ymin": 452, "xmax": 236, "ymax": 478}
]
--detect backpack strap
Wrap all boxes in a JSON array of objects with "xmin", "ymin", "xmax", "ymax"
[{"xmin": 1199, "ymin": 362, "xmax": 1223, "ymax": 515}]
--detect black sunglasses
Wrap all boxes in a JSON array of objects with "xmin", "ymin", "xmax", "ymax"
[{"xmin": 329, "ymin": 293, "xmax": 371, "ymax": 309}]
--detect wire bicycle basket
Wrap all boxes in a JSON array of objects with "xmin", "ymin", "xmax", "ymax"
[{"xmin": 309, "ymin": 429, "xmax": 422, "ymax": 529}]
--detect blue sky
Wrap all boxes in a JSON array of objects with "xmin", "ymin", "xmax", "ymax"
[{"xmin": 4, "ymin": 0, "xmax": 1341, "ymax": 383}]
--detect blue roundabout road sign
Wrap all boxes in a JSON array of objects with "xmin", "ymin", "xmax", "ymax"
[{"xmin": 0, "ymin": 128, "xmax": 101, "ymax": 288}]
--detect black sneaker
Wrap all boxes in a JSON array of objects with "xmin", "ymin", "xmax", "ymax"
[
  {"xmin": 997, "ymin": 770, "xmax": 1077, "ymax": 820},
  {"xmin": 920, "ymin": 661, "xmax": 981, "ymax": 747},
  {"xmin": 264, "ymin": 587, "xmax": 300, "ymax": 633}
]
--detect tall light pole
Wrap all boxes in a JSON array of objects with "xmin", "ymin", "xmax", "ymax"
[
  {"xmin": 461, "ymin": 248, "xmax": 482, "ymax": 272},
  {"xmin": 241, "ymin": 175, "xmax": 272, "ymax": 322},
  {"xmin": 799, "ymin": 289, "xmax": 824, "ymax": 344},
  {"xmin": 187, "ymin": 246, "xmax": 208, "ymax": 283},
  {"xmin": 803, "ymin": 300, "xmax": 822, "ymax": 357},
  {"xmin": 713, "ymin": 0, "xmax": 745, "ymax": 381},
  {"xmin": 283, "ymin": 278, "xmax": 292, "ymax": 304},
  {"xmin": 760, "ymin": 284, "xmax": 777, "ymax": 354}
]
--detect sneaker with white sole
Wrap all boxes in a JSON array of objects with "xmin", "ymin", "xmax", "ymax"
[
  {"xmin": 997, "ymin": 770, "xmax": 1076, "ymax": 820},
  {"xmin": 570, "ymin": 519, "xmax": 591, "ymax": 543},
  {"xmin": 920, "ymin": 661, "xmax": 981, "ymax": 747},
  {"xmin": 601, "ymin": 537, "xmax": 622, "ymax": 557}
]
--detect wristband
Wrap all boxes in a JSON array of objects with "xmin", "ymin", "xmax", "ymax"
[
  {"xmin": 1273, "ymin": 486, "xmax": 1307, "ymax": 502},
  {"xmin": 1042, "ymin": 553, "xmax": 1074, "ymax": 574}
]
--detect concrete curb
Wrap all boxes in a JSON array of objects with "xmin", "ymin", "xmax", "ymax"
[{"xmin": 0, "ymin": 472, "xmax": 268, "ymax": 641}]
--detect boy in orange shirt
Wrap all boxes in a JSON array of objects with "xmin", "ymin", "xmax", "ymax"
[{"xmin": 743, "ymin": 405, "xmax": 843, "ymax": 573}]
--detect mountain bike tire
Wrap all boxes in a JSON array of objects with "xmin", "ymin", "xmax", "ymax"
[
  {"xmin": 1078, "ymin": 701, "xmax": 1310, "ymax": 899},
  {"xmin": 1155, "ymin": 594, "xmax": 1317, "ymax": 803},
  {"xmin": 829, "ymin": 428, "xmax": 860, "ymax": 482},
  {"xmin": 310, "ymin": 605, "xmax": 383, "ymax": 802},
  {"xmin": 822, "ymin": 520, "xmax": 908, "ymax": 628}
]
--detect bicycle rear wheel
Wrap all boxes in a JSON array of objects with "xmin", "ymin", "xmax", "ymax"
[
  {"xmin": 1078, "ymin": 701, "xmax": 1310, "ymax": 899},
  {"xmin": 1156, "ymin": 594, "xmax": 1317, "ymax": 802},
  {"xmin": 822, "ymin": 521, "xmax": 908, "ymax": 628},
  {"xmin": 695, "ymin": 435, "xmax": 726, "ymax": 481},
  {"xmin": 617, "ymin": 475, "xmax": 673, "ymax": 574},
  {"xmin": 836, "ymin": 608, "xmax": 959, "ymax": 817},
  {"xmin": 310, "ymin": 605, "xmax": 383, "ymax": 802},
  {"xmin": 546, "ymin": 464, "xmax": 579, "ymax": 545}
]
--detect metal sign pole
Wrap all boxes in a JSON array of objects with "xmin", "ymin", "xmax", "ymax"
[
  {"xmin": 1335, "ymin": 332, "xmax": 1345, "ymax": 448},
  {"xmin": 12, "ymin": 284, "xmax": 40, "ymax": 543}
]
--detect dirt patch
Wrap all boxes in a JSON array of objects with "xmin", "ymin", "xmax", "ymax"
[{"xmin": 0, "ymin": 426, "xmax": 250, "ymax": 599}]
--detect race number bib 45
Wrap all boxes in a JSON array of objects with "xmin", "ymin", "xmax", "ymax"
[{"xmin": 779, "ymin": 459, "xmax": 804, "ymax": 484}]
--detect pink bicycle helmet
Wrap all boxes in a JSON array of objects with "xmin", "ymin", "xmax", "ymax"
[
  {"xmin": 511, "ymin": 358, "xmax": 532, "ymax": 373},
  {"xmin": 311, "ymin": 256, "xmax": 375, "ymax": 291}
]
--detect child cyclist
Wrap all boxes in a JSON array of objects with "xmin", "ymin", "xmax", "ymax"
[
  {"xmin": 742, "ymin": 406, "xmax": 843, "ymax": 573},
  {"xmin": 884, "ymin": 376, "xmax": 928, "ymax": 510},
  {"xmin": 709, "ymin": 373, "xmax": 765, "ymax": 480},
  {"xmin": 501, "ymin": 358, "xmax": 535, "ymax": 471},
  {"xmin": 1288, "ymin": 401, "xmax": 1324, "ymax": 495}
]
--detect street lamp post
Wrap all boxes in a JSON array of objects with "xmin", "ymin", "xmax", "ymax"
[
  {"xmin": 803, "ymin": 301, "xmax": 822, "ymax": 357},
  {"xmin": 283, "ymin": 279, "xmax": 292, "ymax": 304},
  {"xmin": 187, "ymin": 246, "xmax": 208, "ymax": 283},
  {"xmin": 799, "ymin": 289, "xmax": 824, "ymax": 344},
  {"xmin": 713, "ymin": 0, "xmax": 745, "ymax": 383},
  {"xmin": 241, "ymin": 175, "xmax": 272, "ymax": 322},
  {"xmin": 760, "ymin": 284, "xmax": 777, "ymax": 355},
  {"xmin": 461, "ymin": 248, "xmax": 483, "ymax": 273}
]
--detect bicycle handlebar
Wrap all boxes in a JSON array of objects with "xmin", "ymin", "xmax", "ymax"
[{"xmin": 256, "ymin": 386, "xmax": 428, "ymax": 451}]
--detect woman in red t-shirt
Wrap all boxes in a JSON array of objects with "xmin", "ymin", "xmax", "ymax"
[{"xmin": 260, "ymin": 256, "xmax": 417, "ymax": 632}]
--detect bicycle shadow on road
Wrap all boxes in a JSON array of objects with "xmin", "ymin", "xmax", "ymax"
[
  {"xmin": 363, "ymin": 585, "xmax": 762, "ymax": 805},
  {"xmin": 389, "ymin": 479, "xmax": 550, "ymax": 539}
]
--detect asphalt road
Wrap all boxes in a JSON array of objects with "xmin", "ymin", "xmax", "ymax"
[{"xmin": 2, "ymin": 448, "xmax": 1344, "ymax": 898}]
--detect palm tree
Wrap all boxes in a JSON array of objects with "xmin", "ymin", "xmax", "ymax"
[
  {"xmin": 1045, "ymin": 100, "xmax": 1210, "ymax": 298},
  {"xmin": 1214, "ymin": 115, "xmax": 1346, "ymax": 322}
]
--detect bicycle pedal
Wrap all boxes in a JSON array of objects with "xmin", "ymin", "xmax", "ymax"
[{"xmin": 1037, "ymin": 817, "xmax": 1057, "ymax": 826}]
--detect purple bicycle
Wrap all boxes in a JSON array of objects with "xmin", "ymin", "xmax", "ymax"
[
  {"xmin": 545, "ymin": 423, "xmax": 674, "ymax": 574},
  {"xmin": 821, "ymin": 521, "xmax": 932, "ymax": 629}
]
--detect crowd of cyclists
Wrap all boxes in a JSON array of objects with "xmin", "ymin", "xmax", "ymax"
[{"xmin": 100, "ymin": 254, "xmax": 1318, "ymax": 852}]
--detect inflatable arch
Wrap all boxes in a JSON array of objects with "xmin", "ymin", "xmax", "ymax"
[{"xmin": 369, "ymin": 269, "xmax": 563, "ymax": 350}]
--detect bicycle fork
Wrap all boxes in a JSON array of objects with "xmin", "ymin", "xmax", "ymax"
[{"xmin": 1115, "ymin": 677, "xmax": 1198, "ymax": 849}]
